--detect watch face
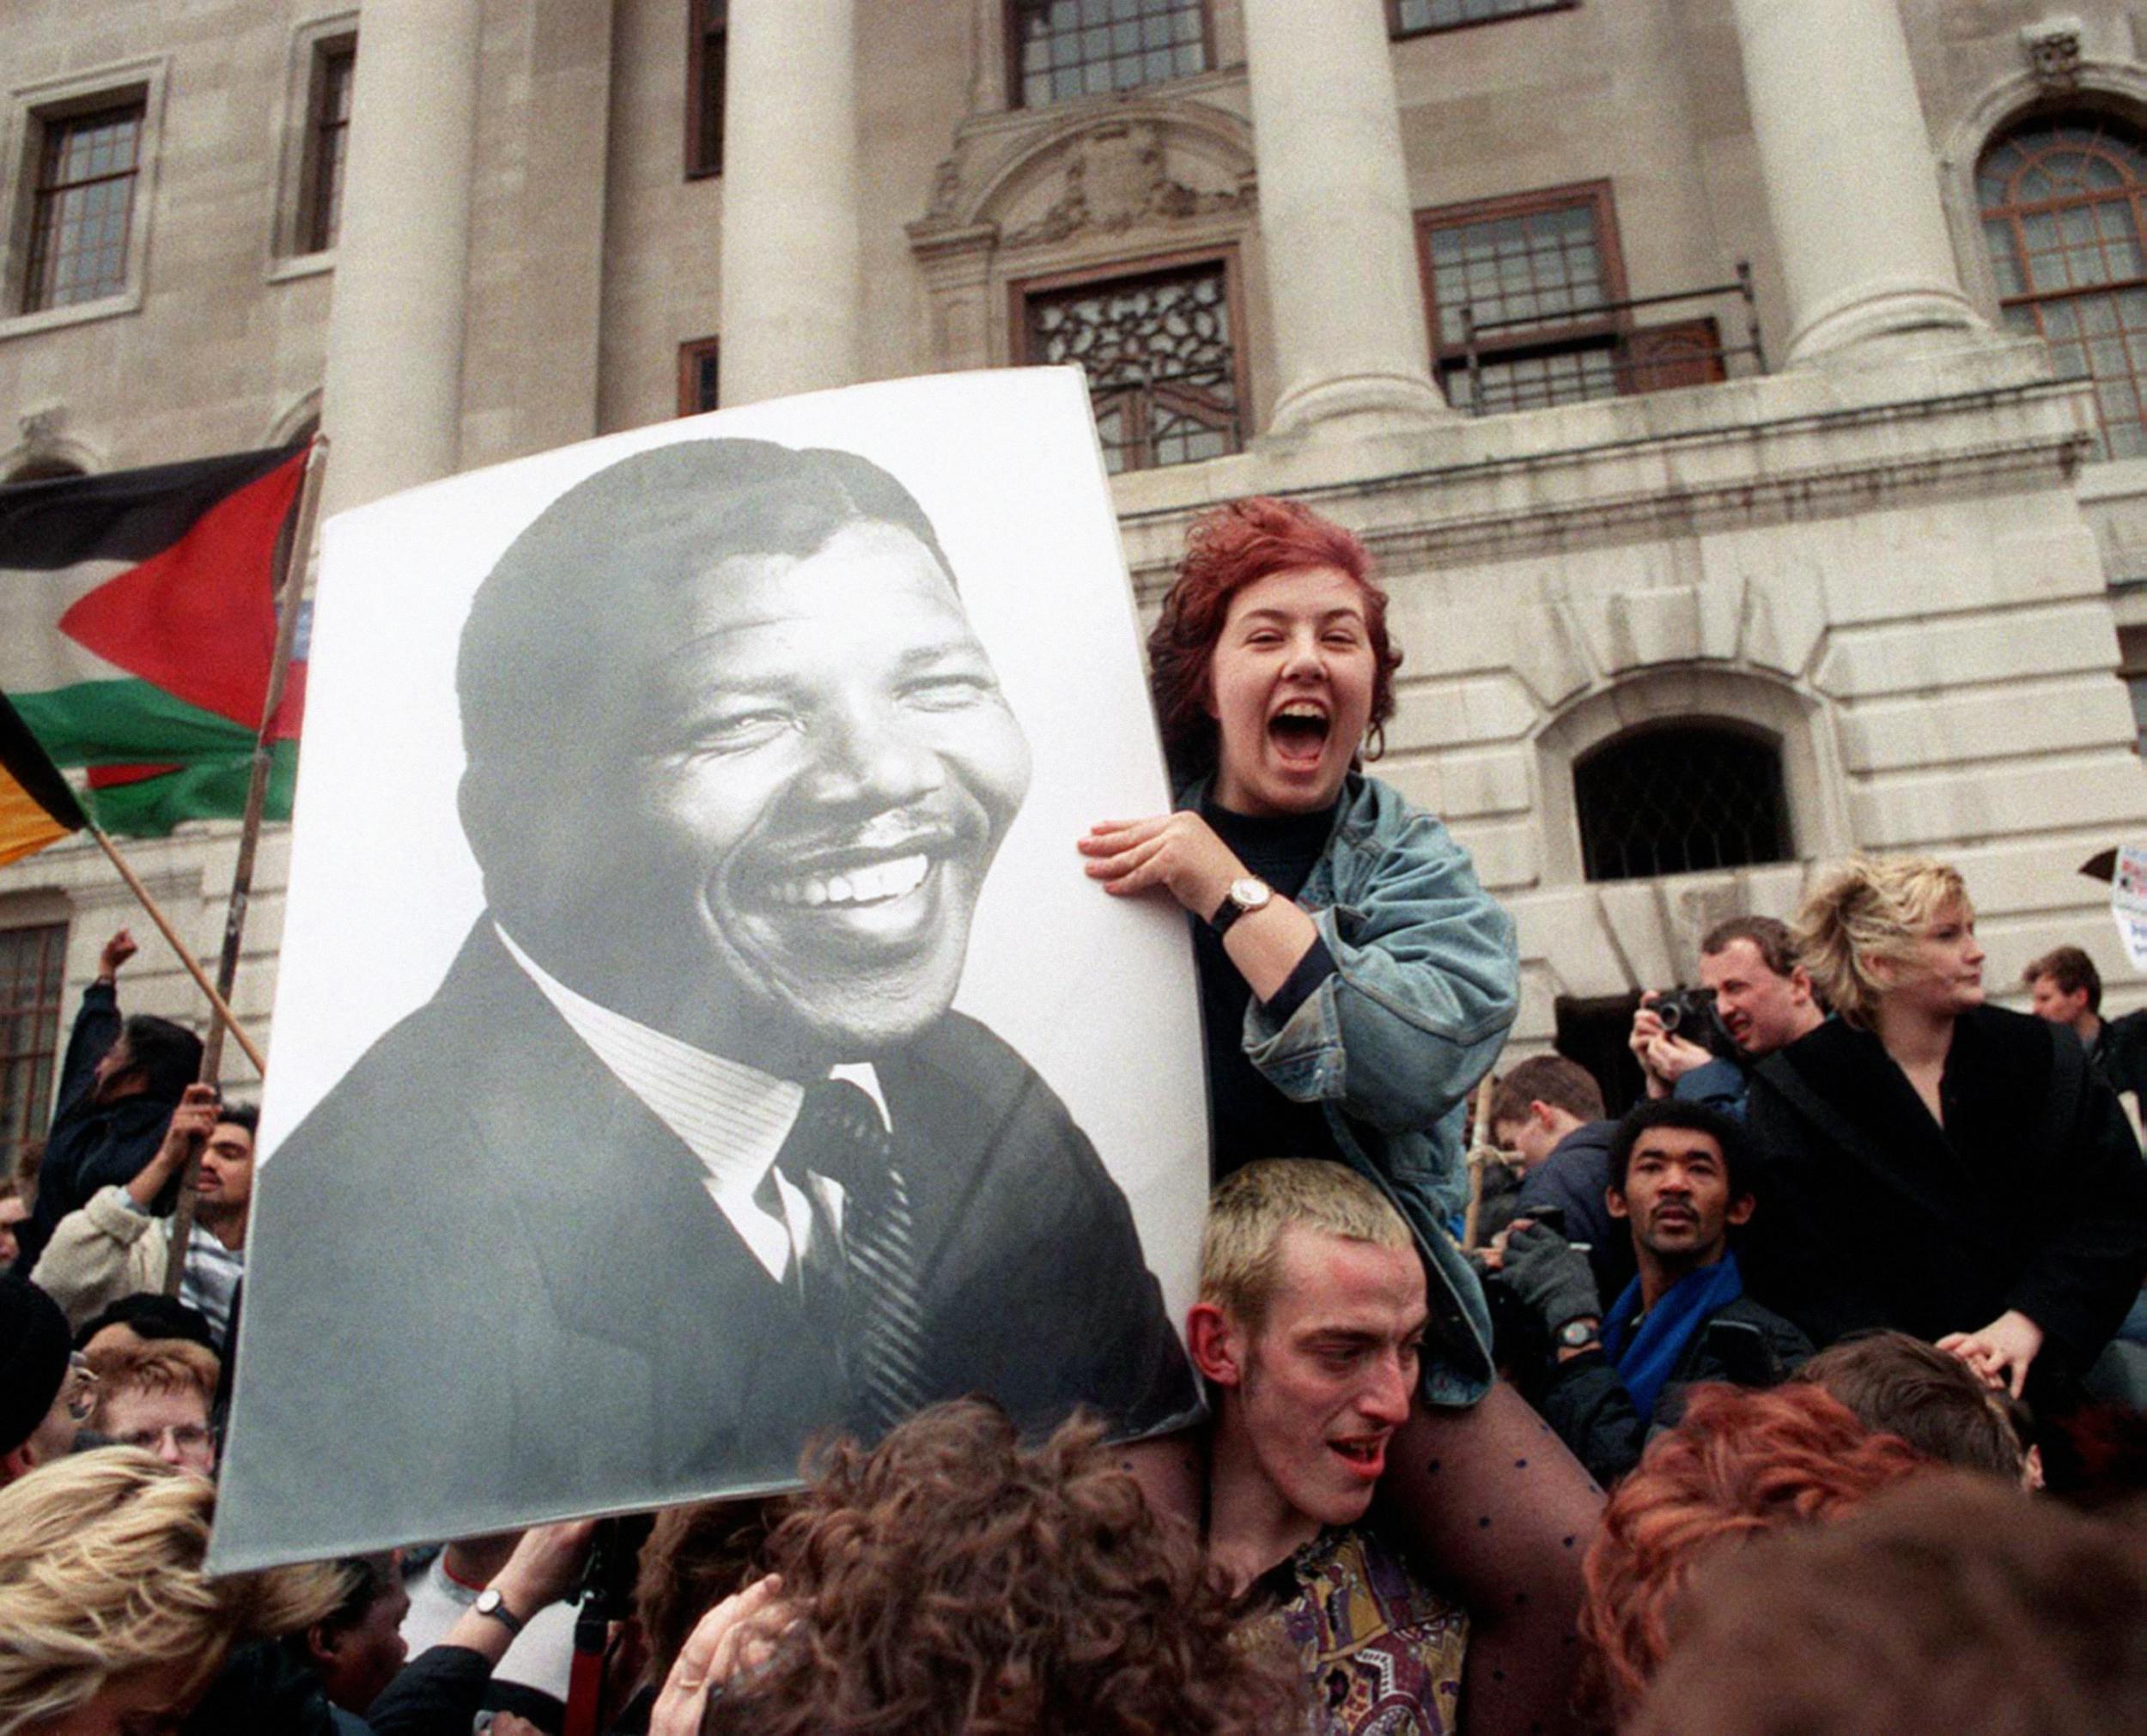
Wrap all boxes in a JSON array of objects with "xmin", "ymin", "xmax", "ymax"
[
  {"xmin": 1231, "ymin": 876, "xmax": 1271, "ymax": 910},
  {"xmin": 1558, "ymin": 1320, "xmax": 1597, "ymax": 1348},
  {"xmin": 475, "ymin": 1589, "xmax": 499, "ymax": 1614}
]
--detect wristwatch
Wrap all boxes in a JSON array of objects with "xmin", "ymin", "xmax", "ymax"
[
  {"xmin": 1555, "ymin": 1318, "xmax": 1602, "ymax": 1351},
  {"xmin": 1209, "ymin": 876, "xmax": 1273, "ymax": 936},
  {"xmin": 472, "ymin": 1587, "xmax": 526, "ymax": 1637}
]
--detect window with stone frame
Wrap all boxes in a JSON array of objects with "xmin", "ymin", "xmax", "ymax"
[
  {"xmin": 21, "ymin": 97, "xmax": 145, "ymax": 313},
  {"xmin": 1417, "ymin": 182, "xmax": 1633, "ymax": 415},
  {"xmin": 686, "ymin": 0, "xmax": 727, "ymax": 178},
  {"xmin": 1010, "ymin": 0, "xmax": 1210, "ymax": 109},
  {"xmin": 1017, "ymin": 253, "xmax": 1244, "ymax": 472},
  {"xmin": 297, "ymin": 35, "xmax": 356, "ymax": 253},
  {"xmin": 678, "ymin": 337, "xmax": 720, "ymax": 416},
  {"xmin": 0, "ymin": 922, "xmax": 67, "ymax": 1175},
  {"xmin": 1389, "ymin": 0, "xmax": 1574, "ymax": 37},
  {"xmin": 1980, "ymin": 114, "xmax": 2147, "ymax": 461},
  {"xmin": 1572, "ymin": 723, "xmax": 1791, "ymax": 883}
]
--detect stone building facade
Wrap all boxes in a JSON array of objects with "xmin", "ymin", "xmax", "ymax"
[{"xmin": 3, "ymin": 0, "xmax": 2147, "ymax": 1129}]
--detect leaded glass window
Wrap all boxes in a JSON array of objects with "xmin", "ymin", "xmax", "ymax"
[
  {"xmin": 0, "ymin": 924, "xmax": 67, "ymax": 1170},
  {"xmin": 1419, "ymin": 185, "xmax": 1625, "ymax": 413},
  {"xmin": 1980, "ymin": 115, "xmax": 2147, "ymax": 460},
  {"xmin": 302, "ymin": 39, "xmax": 356, "ymax": 252},
  {"xmin": 1574, "ymin": 725, "xmax": 1790, "ymax": 883},
  {"xmin": 1012, "ymin": 0, "xmax": 1209, "ymax": 109},
  {"xmin": 24, "ymin": 102, "xmax": 144, "ymax": 312},
  {"xmin": 1025, "ymin": 261, "xmax": 1241, "ymax": 472},
  {"xmin": 1390, "ymin": 0, "xmax": 1572, "ymax": 36}
]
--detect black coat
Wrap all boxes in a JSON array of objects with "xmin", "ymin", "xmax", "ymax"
[
  {"xmin": 214, "ymin": 924, "xmax": 1197, "ymax": 1568},
  {"xmin": 1536, "ymin": 1292, "xmax": 1811, "ymax": 1486},
  {"xmin": 1742, "ymin": 1005, "xmax": 2147, "ymax": 1386},
  {"xmin": 11, "ymin": 980, "xmax": 189, "ymax": 1276}
]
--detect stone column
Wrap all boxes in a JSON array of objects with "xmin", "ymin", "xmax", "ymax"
[
  {"xmin": 1731, "ymin": 0, "xmax": 1982, "ymax": 365},
  {"xmin": 319, "ymin": 0, "xmax": 483, "ymax": 518},
  {"xmin": 719, "ymin": 0, "xmax": 862, "ymax": 405},
  {"xmin": 1240, "ymin": 0, "xmax": 1450, "ymax": 438}
]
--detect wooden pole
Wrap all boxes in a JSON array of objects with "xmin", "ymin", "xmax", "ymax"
[
  {"xmin": 161, "ymin": 436, "xmax": 327, "ymax": 1295},
  {"xmin": 1462, "ymin": 1069, "xmax": 1497, "ymax": 1250},
  {"xmin": 86, "ymin": 825, "xmax": 266, "ymax": 1074}
]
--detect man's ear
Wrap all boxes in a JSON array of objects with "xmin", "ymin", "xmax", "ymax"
[
  {"xmin": 1529, "ymin": 1099, "xmax": 1559, "ymax": 1132},
  {"xmin": 0, "ymin": 1442, "xmax": 34, "ymax": 1483},
  {"xmin": 1725, "ymin": 1193, "xmax": 1756, "ymax": 1228},
  {"xmin": 305, "ymin": 1622, "xmax": 339, "ymax": 1669},
  {"xmin": 1605, "ymin": 1186, "xmax": 1629, "ymax": 1223},
  {"xmin": 1186, "ymin": 1302, "xmax": 1248, "ymax": 1388},
  {"xmin": 1789, "ymin": 965, "xmax": 1816, "ymax": 1005}
]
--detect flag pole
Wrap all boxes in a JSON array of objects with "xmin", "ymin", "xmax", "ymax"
[
  {"xmin": 85, "ymin": 823, "xmax": 266, "ymax": 1074},
  {"xmin": 161, "ymin": 434, "xmax": 327, "ymax": 1295}
]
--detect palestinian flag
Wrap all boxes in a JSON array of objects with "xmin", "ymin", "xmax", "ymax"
[
  {"xmin": 0, "ymin": 443, "xmax": 309, "ymax": 836},
  {"xmin": 0, "ymin": 688, "xmax": 88, "ymax": 865}
]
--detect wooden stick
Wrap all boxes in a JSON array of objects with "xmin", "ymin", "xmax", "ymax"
[
  {"xmin": 1461, "ymin": 1068, "xmax": 1498, "ymax": 1250},
  {"xmin": 163, "ymin": 435, "xmax": 328, "ymax": 1294},
  {"xmin": 88, "ymin": 824, "xmax": 266, "ymax": 1073}
]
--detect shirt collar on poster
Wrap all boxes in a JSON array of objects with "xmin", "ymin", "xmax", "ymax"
[{"xmin": 493, "ymin": 922, "xmax": 888, "ymax": 1283}]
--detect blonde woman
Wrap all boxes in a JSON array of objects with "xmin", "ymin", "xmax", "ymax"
[
  {"xmin": 0, "ymin": 1449, "xmax": 339, "ymax": 1735},
  {"xmin": 1742, "ymin": 856, "xmax": 2147, "ymax": 1402}
]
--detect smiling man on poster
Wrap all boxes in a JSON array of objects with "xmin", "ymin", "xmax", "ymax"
[{"xmin": 218, "ymin": 436, "xmax": 1197, "ymax": 1559}]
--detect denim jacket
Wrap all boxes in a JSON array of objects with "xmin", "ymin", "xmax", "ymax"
[{"xmin": 1190, "ymin": 773, "xmax": 1520, "ymax": 1405}]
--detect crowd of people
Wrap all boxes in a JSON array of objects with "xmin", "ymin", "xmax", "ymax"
[{"xmin": 4, "ymin": 493, "xmax": 2147, "ymax": 1733}]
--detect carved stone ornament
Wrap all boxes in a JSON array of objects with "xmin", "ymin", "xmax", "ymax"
[
  {"xmin": 1003, "ymin": 118, "xmax": 1250, "ymax": 247},
  {"xmin": 2021, "ymin": 16, "xmax": 2084, "ymax": 92},
  {"xmin": 18, "ymin": 407, "xmax": 64, "ymax": 448}
]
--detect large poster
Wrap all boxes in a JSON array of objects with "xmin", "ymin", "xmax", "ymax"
[{"xmin": 211, "ymin": 370, "xmax": 1207, "ymax": 1569}]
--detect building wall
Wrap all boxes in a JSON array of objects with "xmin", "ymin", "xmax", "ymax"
[{"xmin": 3, "ymin": 0, "xmax": 2146, "ymax": 1098}]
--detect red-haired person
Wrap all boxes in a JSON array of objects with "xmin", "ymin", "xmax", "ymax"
[
  {"xmin": 1082, "ymin": 496, "xmax": 1601, "ymax": 1736},
  {"xmin": 1578, "ymin": 1380, "xmax": 1929, "ymax": 1727}
]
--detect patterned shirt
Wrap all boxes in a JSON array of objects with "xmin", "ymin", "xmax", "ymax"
[{"xmin": 1252, "ymin": 1526, "xmax": 1468, "ymax": 1735}]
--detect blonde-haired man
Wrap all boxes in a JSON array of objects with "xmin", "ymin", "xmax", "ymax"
[
  {"xmin": 1189, "ymin": 1159, "xmax": 1466, "ymax": 1733},
  {"xmin": 88, "ymin": 1336, "xmax": 221, "ymax": 1477}
]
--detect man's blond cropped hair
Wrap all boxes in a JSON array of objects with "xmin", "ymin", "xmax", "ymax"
[
  {"xmin": 86, "ymin": 1337, "xmax": 220, "ymax": 1417},
  {"xmin": 1792, "ymin": 855, "xmax": 1970, "ymax": 1029},
  {"xmin": 0, "ymin": 1449, "xmax": 344, "ymax": 1733},
  {"xmin": 1201, "ymin": 1160, "xmax": 1412, "ymax": 1333}
]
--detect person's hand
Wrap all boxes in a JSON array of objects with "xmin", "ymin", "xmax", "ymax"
[
  {"xmin": 98, "ymin": 928, "xmax": 137, "ymax": 983},
  {"xmin": 650, "ymin": 1575, "xmax": 793, "ymax": 1736},
  {"xmin": 1079, "ymin": 813, "xmax": 1245, "ymax": 920},
  {"xmin": 490, "ymin": 1518, "xmax": 599, "ymax": 1614},
  {"xmin": 1629, "ymin": 995, "xmax": 1712, "ymax": 1097},
  {"xmin": 1937, "ymin": 1310, "xmax": 2045, "ymax": 1398},
  {"xmin": 1499, "ymin": 1220, "xmax": 1602, "ymax": 1332},
  {"xmin": 128, "ymin": 1083, "xmax": 221, "ymax": 1208}
]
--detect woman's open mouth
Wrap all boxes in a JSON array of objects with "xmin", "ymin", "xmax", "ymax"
[{"xmin": 1268, "ymin": 701, "xmax": 1331, "ymax": 765}]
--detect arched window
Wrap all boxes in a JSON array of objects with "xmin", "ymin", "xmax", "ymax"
[
  {"xmin": 1979, "ymin": 114, "xmax": 2147, "ymax": 460},
  {"xmin": 1572, "ymin": 723, "xmax": 1791, "ymax": 883}
]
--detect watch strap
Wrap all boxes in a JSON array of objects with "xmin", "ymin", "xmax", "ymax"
[{"xmin": 473, "ymin": 1587, "xmax": 526, "ymax": 1637}]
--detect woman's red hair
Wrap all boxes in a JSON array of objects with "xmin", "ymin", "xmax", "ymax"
[
  {"xmin": 1146, "ymin": 496, "xmax": 1402, "ymax": 784},
  {"xmin": 1578, "ymin": 1381, "xmax": 1931, "ymax": 1727}
]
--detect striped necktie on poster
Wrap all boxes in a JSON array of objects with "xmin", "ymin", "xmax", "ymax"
[{"xmin": 787, "ymin": 1077, "xmax": 932, "ymax": 1435}]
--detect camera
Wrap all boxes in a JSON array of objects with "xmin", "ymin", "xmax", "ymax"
[{"xmin": 1652, "ymin": 986, "xmax": 1718, "ymax": 1039}]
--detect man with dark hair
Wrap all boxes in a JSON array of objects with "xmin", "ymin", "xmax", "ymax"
[
  {"xmin": 2023, "ymin": 944, "xmax": 2147, "ymax": 1106},
  {"xmin": 223, "ymin": 437, "xmax": 1196, "ymax": 1560},
  {"xmin": 1628, "ymin": 914, "xmax": 1822, "ymax": 1115},
  {"xmin": 1499, "ymin": 1099, "xmax": 1810, "ymax": 1484},
  {"xmin": 10, "ymin": 928, "xmax": 204, "ymax": 1275},
  {"xmin": 34, "ymin": 1083, "xmax": 253, "ymax": 1338},
  {"xmin": 1487, "ymin": 1053, "xmax": 1633, "ymax": 1302}
]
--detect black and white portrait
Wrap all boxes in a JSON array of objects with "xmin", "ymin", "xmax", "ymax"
[{"xmin": 213, "ymin": 372, "xmax": 1207, "ymax": 1569}]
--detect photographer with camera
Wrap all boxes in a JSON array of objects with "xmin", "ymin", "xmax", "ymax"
[{"xmin": 1630, "ymin": 917, "xmax": 1823, "ymax": 1117}]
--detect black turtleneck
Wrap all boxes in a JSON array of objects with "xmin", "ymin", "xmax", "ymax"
[{"xmin": 1195, "ymin": 797, "xmax": 1343, "ymax": 1178}]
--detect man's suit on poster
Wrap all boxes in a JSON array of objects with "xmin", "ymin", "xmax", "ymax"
[{"xmin": 219, "ymin": 924, "xmax": 1197, "ymax": 1562}]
